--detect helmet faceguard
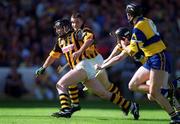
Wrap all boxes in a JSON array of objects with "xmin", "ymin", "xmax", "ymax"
[
  {"xmin": 114, "ymin": 27, "xmax": 131, "ymax": 41},
  {"xmin": 54, "ymin": 19, "xmax": 73, "ymax": 37},
  {"xmin": 110, "ymin": 27, "xmax": 131, "ymax": 46}
]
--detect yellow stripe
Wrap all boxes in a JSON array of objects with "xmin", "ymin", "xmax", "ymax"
[
  {"xmin": 71, "ymin": 99, "xmax": 79, "ymax": 103},
  {"xmin": 61, "ymin": 105, "xmax": 69, "ymax": 108},
  {"xmin": 69, "ymin": 94, "xmax": 78, "ymax": 98},
  {"xmin": 69, "ymin": 85, "xmax": 77, "ymax": 89},
  {"xmin": 59, "ymin": 95, "xmax": 68, "ymax": 100},
  {"xmin": 63, "ymin": 39, "xmax": 72, "ymax": 68},
  {"xmin": 113, "ymin": 94, "xmax": 120, "ymax": 104},
  {"xmin": 113, "ymin": 87, "xmax": 118, "ymax": 94},
  {"xmin": 69, "ymin": 90, "xmax": 78, "ymax": 94},
  {"xmin": 117, "ymin": 91, "xmax": 121, "ymax": 96},
  {"xmin": 71, "ymin": 33, "xmax": 80, "ymax": 66},
  {"xmin": 49, "ymin": 51, "xmax": 61, "ymax": 58},
  {"xmin": 67, "ymin": 36, "xmax": 74, "ymax": 67},
  {"xmin": 108, "ymin": 84, "xmax": 114, "ymax": 92},
  {"xmin": 61, "ymin": 100, "xmax": 68, "ymax": 104},
  {"xmin": 119, "ymin": 98, "xmax": 125, "ymax": 106},
  {"xmin": 141, "ymin": 41, "xmax": 166, "ymax": 57},
  {"xmin": 124, "ymin": 101, "xmax": 130, "ymax": 109}
]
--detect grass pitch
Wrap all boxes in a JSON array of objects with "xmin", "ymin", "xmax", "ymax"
[{"xmin": 0, "ymin": 99, "xmax": 170, "ymax": 124}]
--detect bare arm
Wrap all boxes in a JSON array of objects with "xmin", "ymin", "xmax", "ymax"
[
  {"xmin": 97, "ymin": 51, "xmax": 128, "ymax": 70},
  {"xmin": 103, "ymin": 45, "xmax": 120, "ymax": 64},
  {"xmin": 42, "ymin": 56, "xmax": 57, "ymax": 69},
  {"xmin": 79, "ymin": 39, "xmax": 94, "ymax": 53},
  {"xmin": 73, "ymin": 32, "xmax": 94, "ymax": 60}
]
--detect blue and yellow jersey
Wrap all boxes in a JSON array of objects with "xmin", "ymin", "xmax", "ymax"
[
  {"xmin": 49, "ymin": 26, "xmax": 99, "ymax": 69},
  {"xmin": 128, "ymin": 17, "xmax": 166, "ymax": 57}
]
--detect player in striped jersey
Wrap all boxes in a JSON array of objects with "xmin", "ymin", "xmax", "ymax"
[
  {"xmin": 95, "ymin": 27, "xmax": 180, "ymax": 116},
  {"xmin": 35, "ymin": 19, "xmax": 81, "ymax": 115},
  {"xmin": 70, "ymin": 12, "xmax": 139, "ymax": 119},
  {"xmin": 36, "ymin": 18, "xmax": 139, "ymax": 119},
  {"xmin": 121, "ymin": 3, "xmax": 180, "ymax": 124}
]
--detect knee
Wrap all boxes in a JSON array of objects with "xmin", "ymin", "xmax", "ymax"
[
  {"xmin": 56, "ymin": 83, "xmax": 65, "ymax": 90},
  {"xmin": 149, "ymin": 89, "xmax": 159, "ymax": 100},
  {"xmin": 129, "ymin": 82, "xmax": 138, "ymax": 91},
  {"xmin": 56, "ymin": 83, "xmax": 61, "ymax": 90}
]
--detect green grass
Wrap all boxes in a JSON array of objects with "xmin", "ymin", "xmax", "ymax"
[{"xmin": 0, "ymin": 99, "xmax": 170, "ymax": 124}]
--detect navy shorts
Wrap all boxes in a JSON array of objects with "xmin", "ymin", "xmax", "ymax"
[{"xmin": 143, "ymin": 50, "xmax": 172, "ymax": 73}]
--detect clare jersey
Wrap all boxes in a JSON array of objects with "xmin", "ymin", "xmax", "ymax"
[
  {"xmin": 128, "ymin": 17, "xmax": 166, "ymax": 57},
  {"xmin": 49, "ymin": 27, "xmax": 99, "ymax": 69},
  {"xmin": 117, "ymin": 43, "xmax": 147, "ymax": 65}
]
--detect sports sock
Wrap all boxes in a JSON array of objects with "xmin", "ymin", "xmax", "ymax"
[
  {"xmin": 68, "ymin": 85, "xmax": 80, "ymax": 106},
  {"xmin": 59, "ymin": 93, "xmax": 71, "ymax": 110},
  {"xmin": 108, "ymin": 83, "xmax": 121, "ymax": 96},
  {"xmin": 110, "ymin": 93, "xmax": 131, "ymax": 110}
]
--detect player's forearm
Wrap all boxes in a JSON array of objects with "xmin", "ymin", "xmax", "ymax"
[
  {"xmin": 79, "ymin": 39, "xmax": 94, "ymax": 53},
  {"xmin": 102, "ymin": 52, "xmax": 127, "ymax": 69},
  {"xmin": 104, "ymin": 46, "xmax": 120, "ymax": 64},
  {"xmin": 101, "ymin": 57, "xmax": 119, "ymax": 69},
  {"xmin": 42, "ymin": 56, "xmax": 57, "ymax": 68}
]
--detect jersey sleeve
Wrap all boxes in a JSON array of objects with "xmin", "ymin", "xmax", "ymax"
[
  {"xmin": 49, "ymin": 42, "xmax": 62, "ymax": 58},
  {"xmin": 83, "ymin": 32, "xmax": 94, "ymax": 42},
  {"xmin": 83, "ymin": 27, "xmax": 95, "ymax": 43}
]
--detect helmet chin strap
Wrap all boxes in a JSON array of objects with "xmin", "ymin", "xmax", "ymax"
[
  {"xmin": 129, "ymin": 16, "xmax": 135, "ymax": 25},
  {"xmin": 129, "ymin": 16, "xmax": 141, "ymax": 25}
]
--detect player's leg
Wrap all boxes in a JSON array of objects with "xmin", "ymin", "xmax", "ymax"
[
  {"xmin": 57, "ymin": 64, "xmax": 82, "ymax": 113},
  {"xmin": 96, "ymin": 70, "xmax": 121, "ymax": 96},
  {"xmin": 168, "ymin": 79, "xmax": 180, "ymax": 115},
  {"xmin": 97, "ymin": 70, "xmax": 139, "ymax": 119},
  {"xmin": 147, "ymin": 77, "xmax": 179, "ymax": 111},
  {"xmin": 149, "ymin": 69, "xmax": 180, "ymax": 124},
  {"xmin": 68, "ymin": 85, "xmax": 81, "ymax": 113},
  {"xmin": 94, "ymin": 54, "xmax": 117, "ymax": 93},
  {"xmin": 129, "ymin": 66, "xmax": 150, "ymax": 93},
  {"xmin": 52, "ymin": 68, "xmax": 87, "ymax": 118},
  {"xmin": 172, "ymin": 96, "xmax": 180, "ymax": 115},
  {"xmin": 85, "ymin": 76, "xmax": 139, "ymax": 120}
]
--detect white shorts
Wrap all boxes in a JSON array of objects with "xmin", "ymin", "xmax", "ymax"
[{"xmin": 75, "ymin": 54, "xmax": 104, "ymax": 80}]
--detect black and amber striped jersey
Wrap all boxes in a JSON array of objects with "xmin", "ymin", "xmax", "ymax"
[{"xmin": 49, "ymin": 27, "xmax": 99, "ymax": 69}]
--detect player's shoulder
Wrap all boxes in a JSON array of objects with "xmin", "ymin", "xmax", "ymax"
[
  {"xmin": 134, "ymin": 17, "xmax": 150, "ymax": 32},
  {"xmin": 83, "ymin": 25, "xmax": 93, "ymax": 33}
]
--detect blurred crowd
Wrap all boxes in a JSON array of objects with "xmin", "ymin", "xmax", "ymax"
[{"xmin": 0, "ymin": 0, "xmax": 179, "ymax": 99}]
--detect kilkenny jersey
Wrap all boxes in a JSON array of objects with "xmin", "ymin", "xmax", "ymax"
[
  {"xmin": 49, "ymin": 27, "xmax": 99, "ymax": 69},
  {"xmin": 128, "ymin": 17, "xmax": 166, "ymax": 57}
]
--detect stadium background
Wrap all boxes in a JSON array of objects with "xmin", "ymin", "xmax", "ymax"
[{"xmin": 0, "ymin": 0, "xmax": 179, "ymax": 101}]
